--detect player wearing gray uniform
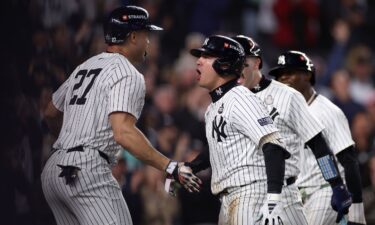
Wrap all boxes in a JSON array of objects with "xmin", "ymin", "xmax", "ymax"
[
  {"xmin": 232, "ymin": 35, "xmax": 353, "ymax": 225},
  {"xmin": 41, "ymin": 6, "xmax": 201, "ymax": 225},
  {"xmin": 184, "ymin": 34, "xmax": 294, "ymax": 225},
  {"xmin": 271, "ymin": 50, "xmax": 366, "ymax": 225}
]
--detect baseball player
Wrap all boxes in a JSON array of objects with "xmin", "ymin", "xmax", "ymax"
[
  {"xmin": 270, "ymin": 50, "xmax": 366, "ymax": 225},
  {"xmin": 41, "ymin": 6, "xmax": 201, "ymax": 225},
  {"xmin": 184, "ymin": 34, "xmax": 300, "ymax": 225},
  {"xmin": 232, "ymin": 36, "xmax": 353, "ymax": 224}
]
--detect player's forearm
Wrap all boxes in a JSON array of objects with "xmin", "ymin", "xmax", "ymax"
[
  {"xmin": 114, "ymin": 126, "xmax": 170, "ymax": 171},
  {"xmin": 306, "ymin": 132, "xmax": 343, "ymax": 186},
  {"xmin": 262, "ymin": 143, "xmax": 286, "ymax": 194},
  {"xmin": 337, "ymin": 146, "xmax": 363, "ymax": 203}
]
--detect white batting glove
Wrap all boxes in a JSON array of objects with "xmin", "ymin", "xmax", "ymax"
[
  {"xmin": 347, "ymin": 203, "xmax": 367, "ymax": 225},
  {"xmin": 256, "ymin": 194, "xmax": 285, "ymax": 225},
  {"xmin": 165, "ymin": 161, "xmax": 202, "ymax": 193}
]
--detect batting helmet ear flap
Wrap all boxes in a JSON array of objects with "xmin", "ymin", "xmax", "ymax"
[{"xmin": 212, "ymin": 57, "xmax": 245, "ymax": 76}]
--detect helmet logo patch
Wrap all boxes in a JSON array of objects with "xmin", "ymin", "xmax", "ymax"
[
  {"xmin": 203, "ymin": 38, "xmax": 209, "ymax": 46},
  {"xmin": 278, "ymin": 55, "xmax": 286, "ymax": 65}
]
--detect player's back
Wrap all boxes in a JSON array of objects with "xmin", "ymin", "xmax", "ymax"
[
  {"xmin": 297, "ymin": 94, "xmax": 353, "ymax": 187},
  {"xmin": 252, "ymin": 77, "xmax": 323, "ymax": 178},
  {"xmin": 53, "ymin": 52, "xmax": 145, "ymax": 157}
]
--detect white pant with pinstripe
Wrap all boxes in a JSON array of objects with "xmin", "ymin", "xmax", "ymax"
[
  {"xmin": 41, "ymin": 149, "xmax": 133, "ymax": 225},
  {"xmin": 218, "ymin": 180, "xmax": 308, "ymax": 225},
  {"xmin": 300, "ymin": 185, "xmax": 336, "ymax": 225}
]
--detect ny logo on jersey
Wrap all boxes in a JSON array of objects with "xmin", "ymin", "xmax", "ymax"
[
  {"xmin": 270, "ymin": 107, "xmax": 280, "ymax": 120},
  {"xmin": 212, "ymin": 115, "xmax": 227, "ymax": 142}
]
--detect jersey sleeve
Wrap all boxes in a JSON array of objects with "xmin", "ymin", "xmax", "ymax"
[
  {"xmin": 232, "ymin": 94, "xmax": 279, "ymax": 146},
  {"xmin": 288, "ymin": 92, "xmax": 324, "ymax": 143},
  {"xmin": 108, "ymin": 66, "xmax": 145, "ymax": 120},
  {"xmin": 319, "ymin": 107, "xmax": 354, "ymax": 154}
]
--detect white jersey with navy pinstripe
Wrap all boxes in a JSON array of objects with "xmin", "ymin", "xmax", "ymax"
[
  {"xmin": 252, "ymin": 78, "xmax": 324, "ymax": 178},
  {"xmin": 52, "ymin": 52, "xmax": 145, "ymax": 160},
  {"xmin": 297, "ymin": 94, "xmax": 353, "ymax": 187},
  {"xmin": 42, "ymin": 52, "xmax": 139, "ymax": 225},
  {"xmin": 205, "ymin": 84, "xmax": 279, "ymax": 195}
]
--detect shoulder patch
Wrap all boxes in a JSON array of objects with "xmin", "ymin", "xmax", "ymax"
[{"xmin": 257, "ymin": 117, "xmax": 273, "ymax": 126}]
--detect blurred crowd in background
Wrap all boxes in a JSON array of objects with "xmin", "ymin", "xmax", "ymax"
[{"xmin": 1, "ymin": 0, "xmax": 375, "ymax": 224}]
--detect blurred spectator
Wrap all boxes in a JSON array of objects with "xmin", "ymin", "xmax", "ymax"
[
  {"xmin": 351, "ymin": 111, "xmax": 375, "ymax": 187},
  {"xmin": 175, "ymin": 86, "xmax": 210, "ymax": 143},
  {"xmin": 317, "ymin": 19, "xmax": 350, "ymax": 87},
  {"xmin": 174, "ymin": 32, "xmax": 206, "ymax": 91},
  {"xmin": 177, "ymin": 141, "xmax": 220, "ymax": 225},
  {"xmin": 140, "ymin": 166, "xmax": 179, "ymax": 225},
  {"xmin": 112, "ymin": 151, "xmax": 128, "ymax": 188},
  {"xmin": 345, "ymin": 44, "xmax": 375, "ymax": 105},
  {"xmin": 330, "ymin": 69, "xmax": 365, "ymax": 125},
  {"xmin": 363, "ymin": 154, "xmax": 375, "ymax": 224},
  {"xmin": 189, "ymin": 0, "xmax": 229, "ymax": 36},
  {"xmin": 272, "ymin": 0, "xmax": 319, "ymax": 50},
  {"xmin": 5, "ymin": 1, "xmax": 375, "ymax": 224}
]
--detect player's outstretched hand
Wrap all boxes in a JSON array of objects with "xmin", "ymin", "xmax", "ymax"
[
  {"xmin": 331, "ymin": 184, "xmax": 352, "ymax": 223},
  {"xmin": 256, "ymin": 194, "xmax": 284, "ymax": 225},
  {"xmin": 165, "ymin": 161, "xmax": 202, "ymax": 193}
]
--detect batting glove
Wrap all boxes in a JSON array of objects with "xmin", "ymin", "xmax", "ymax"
[
  {"xmin": 256, "ymin": 193, "xmax": 285, "ymax": 225},
  {"xmin": 347, "ymin": 203, "xmax": 367, "ymax": 225},
  {"xmin": 165, "ymin": 161, "xmax": 202, "ymax": 193},
  {"xmin": 331, "ymin": 184, "xmax": 353, "ymax": 223}
]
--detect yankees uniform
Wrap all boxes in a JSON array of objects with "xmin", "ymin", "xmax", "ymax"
[
  {"xmin": 41, "ymin": 52, "xmax": 139, "ymax": 225},
  {"xmin": 40, "ymin": 5, "xmax": 197, "ymax": 225},
  {"xmin": 297, "ymin": 93, "xmax": 353, "ymax": 225},
  {"xmin": 188, "ymin": 35, "xmax": 304, "ymax": 225},
  {"xmin": 206, "ymin": 81, "xmax": 293, "ymax": 225},
  {"xmin": 270, "ymin": 50, "xmax": 359, "ymax": 225},
  {"xmin": 247, "ymin": 77, "xmax": 324, "ymax": 225}
]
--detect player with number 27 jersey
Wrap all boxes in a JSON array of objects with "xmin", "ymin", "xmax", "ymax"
[{"xmin": 53, "ymin": 52, "xmax": 145, "ymax": 161}]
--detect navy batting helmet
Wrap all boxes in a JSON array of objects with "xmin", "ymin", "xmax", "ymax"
[
  {"xmin": 269, "ymin": 50, "xmax": 316, "ymax": 85},
  {"xmin": 190, "ymin": 35, "xmax": 246, "ymax": 77},
  {"xmin": 104, "ymin": 5, "xmax": 163, "ymax": 44},
  {"xmin": 232, "ymin": 35, "xmax": 263, "ymax": 69}
]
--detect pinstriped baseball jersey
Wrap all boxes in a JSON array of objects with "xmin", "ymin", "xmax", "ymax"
[
  {"xmin": 52, "ymin": 52, "xmax": 145, "ymax": 161},
  {"xmin": 297, "ymin": 94, "xmax": 353, "ymax": 187},
  {"xmin": 205, "ymin": 80, "xmax": 279, "ymax": 195},
  {"xmin": 251, "ymin": 77, "xmax": 324, "ymax": 178}
]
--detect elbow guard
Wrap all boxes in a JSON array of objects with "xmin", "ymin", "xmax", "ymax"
[{"xmin": 306, "ymin": 133, "xmax": 343, "ymax": 186}]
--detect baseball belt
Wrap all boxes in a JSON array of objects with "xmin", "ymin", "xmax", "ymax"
[{"xmin": 66, "ymin": 146, "xmax": 110, "ymax": 164}]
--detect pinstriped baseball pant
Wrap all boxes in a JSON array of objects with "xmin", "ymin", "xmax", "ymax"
[
  {"xmin": 300, "ymin": 185, "xmax": 336, "ymax": 225},
  {"xmin": 218, "ymin": 180, "xmax": 308, "ymax": 225},
  {"xmin": 41, "ymin": 149, "xmax": 133, "ymax": 225}
]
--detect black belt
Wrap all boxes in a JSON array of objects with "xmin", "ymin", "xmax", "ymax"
[
  {"xmin": 285, "ymin": 176, "xmax": 296, "ymax": 186},
  {"xmin": 66, "ymin": 146, "xmax": 110, "ymax": 164}
]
